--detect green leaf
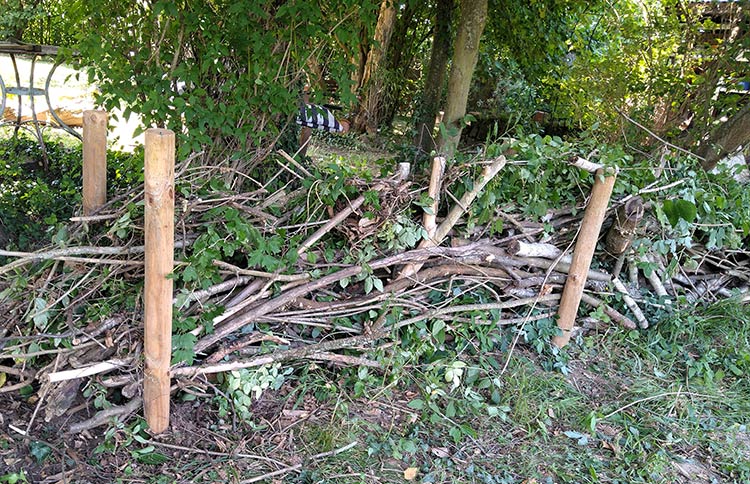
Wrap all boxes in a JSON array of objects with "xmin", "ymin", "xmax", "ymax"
[
  {"xmin": 32, "ymin": 298, "xmax": 49, "ymax": 330},
  {"xmin": 136, "ymin": 451, "xmax": 169, "ymax": 465},
  {"xmin": 662, "ymin": 199, "xmax": 697, "ymax": 226},
  {"xmin": 172, "ymin": 333, "xmax": 197, "ymax": 365},
  {"xmin": 407, "ymin": 399, "xmax": 425, "ymax": 410},
  {"xmin": 29, "ymin": 441, "xmax": 52, "ymax": 464}
]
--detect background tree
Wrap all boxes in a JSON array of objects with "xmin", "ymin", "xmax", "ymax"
[
  {"xmin": 352, "ymin": 0, "xmax": 398, "ymax": 134},
  {"xmin": 413, "ymin": 0, "xmax": 455, "ymax": 154},
  {"xmin": 437, "ymin": 0, "xmax": 488, "ymax": 158}
]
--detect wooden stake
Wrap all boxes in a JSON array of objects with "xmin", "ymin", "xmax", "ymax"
[
  {"xmin": 143, "ymin": 128, "xmax": 175, "ymax": 434},
  {"xmin": 553, "ymin": 168, "xmax": 617, "ymax": 348},
  {"xmin": 82, "ymin": 110, "xmax": 108, "ymax": 216}
]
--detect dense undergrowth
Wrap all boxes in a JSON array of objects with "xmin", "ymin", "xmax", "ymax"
[{"xmin": 1, "ymin": 130, "xmax": 749, "ymax": 483}]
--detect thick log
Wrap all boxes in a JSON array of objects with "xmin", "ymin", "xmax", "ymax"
[
  {"xmin": 553, "ymin": 168, "xmax": 617, "ymax": 348},
  {"xmin": 605, "ymin": 196, "xmax": 644, "ymax": 255}
]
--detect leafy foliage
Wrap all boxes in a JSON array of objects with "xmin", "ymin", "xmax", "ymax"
[{"xmin": 69, "ymin": 0, "xmax": 379, "ymax": 167}]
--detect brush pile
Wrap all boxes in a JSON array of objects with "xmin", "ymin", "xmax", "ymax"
[{"xmin": 1, "ymin": 145, "xmax": 749, "ymax": 434}]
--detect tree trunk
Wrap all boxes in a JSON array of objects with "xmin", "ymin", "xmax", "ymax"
[
  {"xmin": 414, "ymin": 0, "xmax": 455, "ymax": 154},
  {"xmin": 697, "ymin": 102, "xmax": 750, "ymax": 170},
  {"xmin": 437, "ymin": 0, "xmax": 488, "ymax": 158},
  {"xmin": 352, "ymin": 0, "xmax": 398, "ymax": 134},
  {"xmin": 379, "ymin": 1, "xmax": 420, "ymax": 129}
]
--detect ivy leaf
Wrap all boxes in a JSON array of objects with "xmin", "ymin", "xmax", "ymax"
[{"xmin": 30, "ymin": 441, "xmax": 53, "ymax": 463}]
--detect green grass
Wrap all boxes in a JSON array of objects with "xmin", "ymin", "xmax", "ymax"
[{"xmin": 231, "ymin": 298, "xmax": 750, "ymax": 484}]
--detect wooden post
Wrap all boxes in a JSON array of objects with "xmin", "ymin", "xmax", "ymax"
[
  {"xmin": 553, "ymin": 168, "xmax": 617, "ymax": 348},
  {"xmin": 82, "ymin": 110, "xmax": 108, "ymax": 216},
  {"xmin": 143, "ymin": 128, "xmax": 175, "ymax": 433}
]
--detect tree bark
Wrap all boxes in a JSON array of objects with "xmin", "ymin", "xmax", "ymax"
[
  {"xmin": 414, "ymin": 0, "xmax": 455, "ymax": 154},
  {"xmin": 352, "ymin": 0, "xmax": 398, "ymax": 134},
  {"xmin": 437, "ymin": 0, "xmax": 488, "ymax": 158},
  {"xmin": 697, "ymin": 102, "xmax": 750, "ymax": 170}
]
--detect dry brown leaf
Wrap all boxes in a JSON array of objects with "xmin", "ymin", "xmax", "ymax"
[{"xmin": 403, "ymin": 467, "xmax": 419, "ymax": 480}]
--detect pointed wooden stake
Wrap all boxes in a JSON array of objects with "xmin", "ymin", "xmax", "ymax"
[{"xmin": 553, "ymin": 167, "xmax": 617, "ymax": 348}]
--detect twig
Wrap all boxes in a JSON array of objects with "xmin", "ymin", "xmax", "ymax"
[
  {"xmin": 615, "ymin": 107, "xmax": 705, "ymax": 161},
  {"xmin": 399, "ymin": 156, "xmax": 507, "ymax": 279},
  {"xmin": 177, "ymin": 333, "xmax": 383, "ymax": 377},
  {"xmin": 640, "ymin": 255, "xmax": 669, "ymax": 298},
  {"xmin": 68, "ymin": 397, "xmax": 142, "ymax": 433},
  {"xmin": 277, "ymin": 149, "xmax": 313, "ymax": 178},
  {"xmin": 580, "ymin": 292, "xmax": 637, "ymax": 330},
  {"xmin": 310, "ymin": 352, "xmax": 381, "ymax": 368},
  {"xmin": 296, "ymin": 190, "xmax": 369, "ymax": 257},
  {"xmin": 206, "ymin": 333, "xmax": 290, "ymax": 364},
  {"xmin": 611, "ymin": 277, "xmax": 649, "ymax": 329},
  {"xmin": 392, "ymin": 294, "xmax": 561, "ymax": 330},
  {"xmin": 212, "ymin": 260, "xmax": 310, "ymax": 282},
  {"xmin": 601, "ymin": 391, "xmax": 717, "ymax": 420},
  {"xmin": 144, "ymin": 439, "xmax": 288, "ymax": 466},
  {"xmin": 238, "ymin": 442, "xmax": 358, "ymax": 484},
  {"xmin": 46, "ymin": 358, "xmax": 133, "ymax": 383}
]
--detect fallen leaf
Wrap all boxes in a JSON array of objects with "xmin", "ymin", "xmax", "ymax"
[
  {"xmin": 404, "ymin": 467, "xmax": 419, "ymax": 480},
  {"xmin": 431, "ymin": 447, "xmax": 451, "ymax": 458},
  {"xmin": 0, "ymin": 372, "xmax": 6, "ymax": 388}
]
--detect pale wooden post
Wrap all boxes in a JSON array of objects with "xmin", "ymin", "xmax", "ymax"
[
  {"xmin": 143, "ymin": 128, "xmax": 175, "ymax": 433},
  {"xmin": 82, "ymin": 110, "xmax": 108, "ymax": 216},
  {"xmin": 553, "ymin": 167, "xmax": 617, "ymax": 348}
]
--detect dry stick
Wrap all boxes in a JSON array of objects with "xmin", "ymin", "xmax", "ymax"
[
  {"xmin": 68, "ymin": 397, "xmax": 142, "ymax": 433},
  {"xmin": 601, "ymin": 391, "xmax": 716, "ymax": 421},
  {"xmin": 277, "ymin": 149, "xmax": 313, "ymax": 178},
  {"xmin": 579, "ymin": 293, "xmax": 637, "ymax": 330},
  {"xmin": 82, "ymin": 110, "xmax": 108, "ymax": 216},
  {"xmin": 0, "ymin": 241, "xmax": 192, "ymax": 276},
  {"xmin": 143, "ymin": 439, "xmax": 287, "ymax": 466},
  {"xmin": 392, "ymin": 294, "xmax": 561, "ymax": 330},
  {"xmin": 640, "ymin": 255, "xmax": 669, "ymax": 298},
  {"xmin": 553, "ymin": 168, "xmax": 618, "ymax": 348},
  {"xmin": 238, "ymin": 441, "xmax": 358, "ymax": 484},
  {"xmin": 178, "ymin": 333, "xmax": 381, "ymax": 377},
  {"xmin": 398, "ymin": 156, "xmax": 507, "ymax": 279},
  {"xmin": 212, "ymin": 260, "xmax": 309, "ymax": 282},
  {"xmin": 195, "ymin": 242, "xmax": 488, "ymax": 354},
  {"xmin": 46, "ymin": 358, "xmax": 133, "ymax": 383},
  {"xmin": 507, "ymin": 240, "xmax": 562, "ymax": 259},
  {"xmin": 569, "ymin": 156, "xmax": 603, "ymax": 173},
  {"xmin": 143, "ymin": 128, "xmax": 175, "ymax": 434},
  {"xmin": 296, "ymin": 190, "xmax": 369, "ymax": 257},
  {"xmin": 611, "ymin": 277, "xmax": 649, "ymax": 329},
  {"xmin": 174, "ymin": 275, "xmax": 254, "ymax": 308},
  {"xmin": 310, "ymin": 352, "xmax": 381, "ymax": 368},
  {"xmin": 423, "ymin": 156, "xmax": 446, "ymax": 237},
  {"xmin": 615, "ymin": 107, "xmax": 705, "ymax": 161}
]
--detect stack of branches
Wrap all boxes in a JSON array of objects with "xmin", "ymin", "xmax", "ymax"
[{"xmin": 0, "ymin": 150, "xmax": 748, "ymax": 434}]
